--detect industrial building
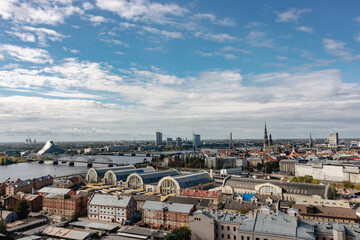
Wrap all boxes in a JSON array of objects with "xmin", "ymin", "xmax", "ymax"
[
  {"xmin": 157, "ymin": 171, "xmax": 213, "ymax": 194},
  {"xmin": 221, "ymin": 176, "xmax": 333, "ymax": 202},
  {"xmin": 103, "ymin": 167, "xmax": 155, "ymax": 186},
  {"xmin": 85, "ymin": 165, "xmax": 135, "ymax": 183},
  {"xmin": 126, "ymin": 169, "xmax": 180, "ymax": 191}
]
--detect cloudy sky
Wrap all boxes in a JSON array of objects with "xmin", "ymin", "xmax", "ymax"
[{"xmin": 0, "ymin": 0, "xmax": 360, "ymax": 142}]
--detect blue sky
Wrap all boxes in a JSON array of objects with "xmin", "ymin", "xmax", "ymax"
[{"xmin": 0, "ymin": 0, "xmax": 360, "ymax": 142}]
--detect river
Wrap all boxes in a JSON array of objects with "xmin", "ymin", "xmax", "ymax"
[{"xmin": 0, "ymin": 155, "xmax": 152, "ymax": 181}]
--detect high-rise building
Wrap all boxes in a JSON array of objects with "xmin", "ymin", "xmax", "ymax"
[
  {"xmin": 229, "ymin": 132, "xmax": 233, "ymax": 149},
  {"xmin": 193, "ymin": 133, "xmax": 201, "ymax": 149},
  {"xmin": 166, "ymin": 138, "xmax": 173, "ymax": 146},
  {"xmin": 176, "ymin": 137, "xmax": 182, "ymax": 147},
  {"xmin": 329, "ymin": 132, "xmax": 339, "ymax": 146},
  {"xmin": 155, "ymin": 132, "xmax": 162, "ymax": 147}
]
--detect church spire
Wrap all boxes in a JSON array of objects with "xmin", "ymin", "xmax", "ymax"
[{"xmin": 264, "ymin": 122, "xmax": 268, "ymax": 148}]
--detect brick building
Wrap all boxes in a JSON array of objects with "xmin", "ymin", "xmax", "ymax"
[
  {"xmin": 141, "ymin": 201, "xmax": 196, "ymax": 229},
  {"xmin": 4, "ymin": 194, "xmax": 43, "ymax": 212},
  {"xmin": 33, "ymin": 175, "xmax": 53, "ymax": 189},
  {"xmin": 42, "ymin": 194, "xmax": 87, "ymax": 217},
  {"xmin": 37, "ymin": 187, "xmax": 76, "ymax": 197},
  {"xmin": 6, "ymin": 179, "xmax": 33, "ymax": 196},
  {"xmin": 88, "ymin": 194, "xmax": 137, "ymax": 223},
  {"xmin": 3, "ymin": 176, "xmax": 53, "ymax": 196}
]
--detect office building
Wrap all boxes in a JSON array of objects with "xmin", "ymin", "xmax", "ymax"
[
  {"xmin": 176, "ymin": 137, "xmax": 182, "ymax": 147},
  {"xmin": 155, "ymin": 132, "xmax": 162, "ymax": 147},
  {"xmin": 329, "ymin": 132, "xmax": 339, "ymax": 146},
  {"xmin": 166, "ymin": 138, "xmax": 173, "ymax": 146},
  {"xmin": 193, "ymin": 133, "xmax": 201, "ymax": 149}
]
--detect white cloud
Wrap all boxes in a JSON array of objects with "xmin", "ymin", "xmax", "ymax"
[
  {"xmin": 355, "ymin": 32, "xmax": 360, "ymax": 42},
  {"xmin": 0, "ymin": 44, "xmax": 52, "ymax": 64},
  {"xmin": 86, "ymin": 14, "xmax": 108, "ymax": 24},
  {"xmin": 141, "ymin": 26, "xmax": 183, "ymax": 39},
  {"xmin": 100, "ymin": 37, "xmax": 129, "ymax": 47},
  {"xmin": 354, "ymin": 16, "xmax": 360, "ymax": 23},
  {"xmin": 0, "ymin": 0, "xmax": 82, "ymax": 25},
  {"xmin": 295, "ymin": 26, "xmax": 314, "ymax": 33},
  {"xmin": 196, "ymin": 50, "xmax": 237, "ymax": 60},
  {"xmin": 246, "ymin": 31, "xmax": 274, "ymax": 48},
  {"xmin": 245, "ymin": 22, "xmax": 266, "ymax": 28},
  {"xmin": 323, "ymin": 38, "xmax": 360, "ymax": 61},
  {"xmin": 192, "ymin": 13, "xmax": 236, "ymax": 27},
  {"xmin": 115, "ymin": 51, "xmax": 125, "ymax": 55},
  {"xmin": 144, "ymin": 46, "xmax": 166, "ymax": 53},
  {"xmin": 82, "ymin": 2, "xmax": 94, "ymax": 10},
  {"xmin": 62, "ymin": 47, "xmax": 80, "ymax": 54},
  {"xmin": 195, "ymin": 32, "xmax": 237, "ymax": 42},
  {"xmin": 221, "ymin": 46, "xmax": 252, "ymax": 55},
  {"xmin": 96, "ymin": 0, "xmax": 188, "ymax": 25},
  {"xmin": 276, "ymin": 8, "xmax": 312, "ymax": 22},
  {"xmin": 276, "ymin": 55, "xmax": 288, "ymax": 60},
  {"xmin": 1, "ymin": 61, "xmax": 360, "ymax": 139},
  {"xmin": 5, "ymin": 31, "xmax": 35, "ymax": 42}
]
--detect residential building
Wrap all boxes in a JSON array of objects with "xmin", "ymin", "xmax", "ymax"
[
  {"xmin": 142, "ymin": 201, "xmax": 196, "ymax": 229},
  {"xmin": 88, "ymin": 194, "xmax": 137, "ymax": 223},
  {"xmin": 6, "ymin": 179, "xmax": 33, "ymax": 196},
  {"xmin": 190, "ymin": 210, "xmax": 360, "ymax": 240},
  {"xmin": 33, "ymin": 175, "xmax": 53, "ymax": 189}
]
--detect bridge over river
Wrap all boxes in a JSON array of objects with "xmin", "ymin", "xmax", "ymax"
[{"xmin": 27, "ymin": 153, "xmax": 156, "ymax": 168}]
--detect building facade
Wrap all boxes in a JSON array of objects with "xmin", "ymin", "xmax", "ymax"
[
  {"xmin": 329, "ymin": 132, "xmax": 339, "ymax": 146},
  {"xmin": 142, "ymin": 201, "xmax": 196, "ymax": 229},
  {"xmin": 88, "ymin": 194, "xmax": 137, "ymax": 223},
  {"xmin": 156, "ymin": 132, "xmax": 163, "ymax": 147},
  {"xmin": 42, "ymin": 194, "xmax": 87, "ymax": 217}
]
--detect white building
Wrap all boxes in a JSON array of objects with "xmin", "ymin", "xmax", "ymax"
[
  {"xmin": 329, "ymin": 132, "xmax": 339, "ymax": 146},
  {"xmin": 295, "ymin": 163, "xmax": 360, "ymax": 183},
  {"xmin": 88, "ymin": 194, "xmax": 137, "ymax": 223}
]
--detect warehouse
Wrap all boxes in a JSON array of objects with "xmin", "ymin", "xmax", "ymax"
[
  {"xmin": 103, "ymin": 167, "xmax": 155, "ymax": 185},
  {"xmin": 157, "ymin": 171, "xmax": 213, "ymax": 194},
  {"xmin": 126, "ymin": 169, "xmax": 180, "ymax": 190},
  {"xmin": 86, "ymin": 165, "xmax": 135, "ymax": 183}
]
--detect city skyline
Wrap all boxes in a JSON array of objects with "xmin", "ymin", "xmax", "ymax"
[{"xmin": 1, "ymin": 0, "xmax": 360, "ymax": 141}]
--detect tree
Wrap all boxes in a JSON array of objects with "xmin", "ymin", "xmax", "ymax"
[
  {"xmin": 0, "ymin": 221, "xmax": 7, "ymax": 236},
  {"xmin": 312, "ymin": 179, "xmax": 320, "ymax": 184},
  {"xmin": 16, "ymin": 199, "xmax": 29, "ymax": 219},
  {"xmin": 343, "ymin": 181, "xmax": 354, "ymax": 189},
  {"xmin": 68, "ymin": 211, "xmax": 79, "ymax": 223},
  {"xmin": 165, "ymin": 227, "xmax": 191, "ymax": 240}
]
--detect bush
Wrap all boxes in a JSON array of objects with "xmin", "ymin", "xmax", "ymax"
[
  {"xmin": 165, "ymin": 227, "xmax": 191, "ymax": 240},
  {"xmin": 343, "ymin": 181, "xmax": 354, "ymax": 189}
]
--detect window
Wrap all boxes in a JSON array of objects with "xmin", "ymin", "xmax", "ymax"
[
  {"xmin": 256, "ymin": 238, "xmax": 259, "ymax": 240},
  {"xmin": 222, "ymin": 234, "xmax": 224, "ymax": 238},
  {"xmin": 233, "ymin": 227, "xmax": 236, "ymax": 231},
  {"xmin": 216, "ymin": 225, "xmax": 218, "ymax": 229},
  {"xmin": 227, "ymin": 234, "xmax": 230, "ymax": 239},
  {"xmin": 227, "ymin": 226, "xmax": 230, "ymax": 231},
  {"xmin": 241, "ymin": 236, "xmax": 244, "ymax": 240},
  {"xmin": 247, "ymin": 237, "xmax": 250, "ymax": 240},
  {"xmin": 222, "ymin": 226, "xmax": 224, "ymax": 230},
  {"xmin": 216, "ymin": 234, "xmax": 218, "ymax": 238},
  {"xmin": 234, "ymin": 236, "xmax": 236, "ymax": 240}
]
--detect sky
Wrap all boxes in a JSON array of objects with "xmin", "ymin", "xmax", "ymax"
[{"xmin": 0, "ymin": 0, "xmax": 360, "ymax": 142}]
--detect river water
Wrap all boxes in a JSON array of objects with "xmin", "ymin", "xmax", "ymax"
[{"xmin": 0, "ymin": 155, "xmax": 151, "ymax": 182}]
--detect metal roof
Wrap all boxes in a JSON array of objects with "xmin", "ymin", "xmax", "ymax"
[
  {"xmin": 223, "ymin": 176, "xmax": 330, "ymax": 197},
  {"xmin": 137, "ymin": 169, "xmax": 180, "ymax": 184},
  {"xmin": 171, "ymin": 171, "xmax": 212, "ymax": 188},
  {"xmin": 108, "ymin": 167, "xmax": 154, "ymax": 181},
  {"xmin": 42, "ymin": 226, "xmax": 93, "ymax": 240},
  {"xmin": 23, "ymin": 194, "xmax": 41, "ymax": 201},
  {"xmin": 141, "ymin": 200, "xmax": 194, "ymax": 214},
  {"xmin": 88, "ymin": 194, "xmax": 132, "ymax": 207},
  {"xmin": 38, "ymin": 186, "xmax": 72, "ymax": 195},
  {"xmin": 69, "ymin": 220, "xmax": 119, "ymax": 231},
  {"xmin": 91, "ymin": 165, "xmax": 135, "ymax": 178}
]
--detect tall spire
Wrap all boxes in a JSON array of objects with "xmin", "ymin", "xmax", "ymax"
[
  {"xmin": 264, "ymin": 122, "xmax": 268, "ymax": 148},
  {"xmin": 309, "ymin": 133, "xmax": 313, "ymax": 147}
]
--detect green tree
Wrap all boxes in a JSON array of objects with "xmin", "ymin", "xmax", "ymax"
[
  {"xmin": 16, "ymin": 199, "xmax": 29, "ymax": 219},
  {"xmin": 165, "ymin": 227, "xmax": 191, "ymax": 240},
  {"xmin": 312, "ymin": 179, "xmax": 320, "ymax": 184},
  {"xmin": 0, "ymin": 221, "xmax": 7, "ymax": 236},
  {"xmin": 343, "ymin": 181, "xmax": 354, "ymax": 189},
  {"xmin": 68, "ymin": 211, "xmax": 79, "ymax": 223},
  {"xmin": 289, "ymin": 176, "xmax": 298, "ymax": 182},
  {"xmin": 238, "ymin": 207, "xmax": 249, "ymax": 214}
]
